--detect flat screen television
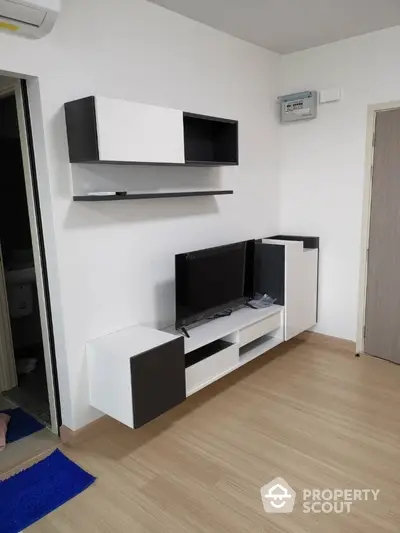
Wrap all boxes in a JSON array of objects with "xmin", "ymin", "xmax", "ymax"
[{"xmin": 175, "ymin": 240, "xmax": 255, "ymax": 329}]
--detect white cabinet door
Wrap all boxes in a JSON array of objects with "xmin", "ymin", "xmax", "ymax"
[
  {"xmin": 95, "ymin": 97, "xmax": 185, "ymax": 164},
  {"xmin": 300, "ymin": 249, "xmax": 318, "ymax": 332},
  {"xmin": 284, "ymin": 243, "xmax": 318, "ymax": 340},
  {"xmin": 262, "ymin": 239, "xmax": 318, "ymax": 341},
  {"xmin": 283, "ymin": 241, "xmax": 307, "ymax": 341}
]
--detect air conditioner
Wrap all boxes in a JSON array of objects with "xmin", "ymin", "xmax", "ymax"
[{"xmin": 0, "ymin": 0, "xmax": 60, "ymax": 39}]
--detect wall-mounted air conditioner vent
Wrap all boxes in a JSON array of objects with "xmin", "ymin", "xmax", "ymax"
[{"xmin": 0, "ymin": 0, "xmax": 60, "ymax": 38}]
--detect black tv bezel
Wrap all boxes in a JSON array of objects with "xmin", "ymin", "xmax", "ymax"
[{"xmin": 175, "ymin": 240, "xmax": 255, "ymax": 329}]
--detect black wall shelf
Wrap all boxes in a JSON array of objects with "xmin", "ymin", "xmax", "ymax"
[
  {"xmin": 73, "ymin": 190, "xmax": 234, "ymax": 202},
  {"xmin": 69, "ymin": 160, "xmax": 237, "ymax": 167}
]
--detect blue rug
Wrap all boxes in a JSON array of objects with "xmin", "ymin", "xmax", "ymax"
[
  {"xmin": 0, "ymin": 408, "xmax": 44, "ymax": 443},
  {"xmin": 0, "ymin": 449, "xmax": 96, "ymax": 533}
]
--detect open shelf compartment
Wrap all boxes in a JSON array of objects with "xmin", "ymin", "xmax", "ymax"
[
  {"xmin": 239, "ymin": 334, "xmax": 282, "ymax": 366},
  {"xmin": 183, "ymin": 112, "xmax": 238, "ymax": 166},
  {"xmin": 185, "ymin": 339, "xmax": 238, "ymax": 396}
]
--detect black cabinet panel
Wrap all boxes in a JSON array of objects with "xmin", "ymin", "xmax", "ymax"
[
  {"xmin": 130, "ymin": 337, "xmax": 185, "ymax": 428},
  {"xmin": 64, "ymin": 97, "xmax": 99, "ymax": 163},
  {"xmin": 254, "ymin": 242, "xmax": 285, "ymax": 306}
]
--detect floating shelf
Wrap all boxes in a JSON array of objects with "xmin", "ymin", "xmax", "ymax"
[
  {"xmin": 73, "ymin": 190, "xmax": 234, "ymax": 202},
  {"xmin": 71, "ymin": 160, "xmax": 236, "ymax": 167}
]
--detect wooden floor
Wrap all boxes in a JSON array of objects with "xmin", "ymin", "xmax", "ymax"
[
  {"xmin": 0, "ymin": 395, "xmax": 58, "ymax": 478},
  {"xmin": 27, "ymin": 335, "xmax": 400, "ymax": 532}
]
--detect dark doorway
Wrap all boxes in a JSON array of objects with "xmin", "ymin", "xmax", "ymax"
[{"xmin": 0, "ymin": 93, "xmax": 50, "ymax": 425}]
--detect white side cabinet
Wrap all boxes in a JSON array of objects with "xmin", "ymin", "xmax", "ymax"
[
  {"xmin": 255, "ymin": 236, "xmax": 319, "ymax": 340},
  {"xmin": 87, "ymin": 326, "xmax": 185, "ymax": 428}
]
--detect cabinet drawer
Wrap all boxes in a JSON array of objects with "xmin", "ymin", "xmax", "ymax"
[
  {"xmin": 239, "ymin": 312, "xmax": 281, "ymax": 347},
  {"xmin": 185, "ymin": 342, "xmax": 238, "ymax": 396}
]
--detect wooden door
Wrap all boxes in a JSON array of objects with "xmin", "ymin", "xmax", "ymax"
[{"xmin": 365, "ymin": 108, "xmax": 400, "ymax": 363}]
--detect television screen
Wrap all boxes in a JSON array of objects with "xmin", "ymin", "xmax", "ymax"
[{"xmin": 175, "ymin": 240, "xmax": 255, "ymax": 328}]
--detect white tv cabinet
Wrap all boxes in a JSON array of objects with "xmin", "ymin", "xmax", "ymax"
[{"xmin": 86, "ymin": 235, "xmax": 319, "ymax": 429}]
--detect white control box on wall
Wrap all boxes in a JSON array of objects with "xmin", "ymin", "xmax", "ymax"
[
  {"xmin": 319, "ymin": 87, "xmax": 342, "ymax": 104},
  {"xmin": 279, "ymin": 91, "xmax": 318, "ymax": 123}
]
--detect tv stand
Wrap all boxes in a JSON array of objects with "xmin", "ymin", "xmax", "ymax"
[{"xmin": 86, "ymin": 235, "xmax": 319, "ymax": 429}]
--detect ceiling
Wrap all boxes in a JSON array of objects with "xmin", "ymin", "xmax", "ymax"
[{"xmin": 147, "ymin": 0, "xmax": 400, "ymax": 54}]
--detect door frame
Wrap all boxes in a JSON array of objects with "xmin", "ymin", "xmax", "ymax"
[
  {"xmin": 17, "ymin": 79, "xmax": 62, "ymax": 433},
  {"xmin": 357, "ymin": 100, "xmax": 400, "ymax": 354},
  {"xmin": 0, "ymin": 73, "xmax": 64, "ymax": 434}
]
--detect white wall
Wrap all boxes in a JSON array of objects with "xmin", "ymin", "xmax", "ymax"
[
  {"xmin": 0, "ymin": 0, "xmax": 280, "ymax": 429},
  {"xmin": 280, "ymin": 26, "xmax": 400, "ymax": 341}
]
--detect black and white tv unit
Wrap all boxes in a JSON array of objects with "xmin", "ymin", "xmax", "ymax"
[{"xmin": 87, "ymin": 236, "xmax": 319, "ymax": 429}]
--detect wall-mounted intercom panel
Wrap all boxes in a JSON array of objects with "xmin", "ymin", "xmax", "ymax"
[{"xmin": 279, "ymin": 91, "xmax": 318, "ymax": 123}]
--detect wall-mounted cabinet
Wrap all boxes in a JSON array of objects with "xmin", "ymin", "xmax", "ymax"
[{"xmin": 64, "ymin": 96, "xmax": 238, "ymax": 167}]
